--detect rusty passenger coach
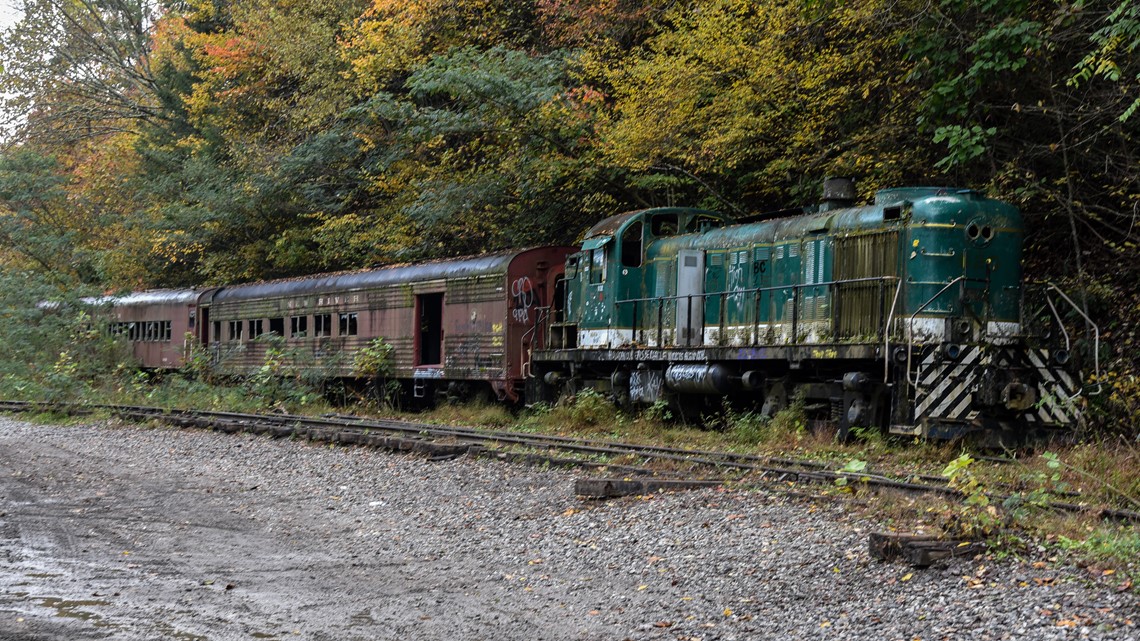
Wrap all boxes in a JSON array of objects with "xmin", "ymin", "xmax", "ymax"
[
  {"xmin": 95, "ymin": 289, "xmax": 210, "ymax": 369},
  {"xmin": 184, "ymin": 247, "xmax": 573, "ymax": 402}
]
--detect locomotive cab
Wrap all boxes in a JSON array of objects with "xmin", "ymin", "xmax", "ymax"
[{"xmin": 558, "ymin": 207, "xmax": 730, "ymax": 349}]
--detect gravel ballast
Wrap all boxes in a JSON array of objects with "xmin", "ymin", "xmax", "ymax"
[{"xmin": 0, "ymin": 416, "xmax": 1136, "ymax": 640}]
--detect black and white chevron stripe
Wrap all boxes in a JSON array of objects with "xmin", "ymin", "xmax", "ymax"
[
  {"xmin": 915, "ymin": 345, "xmax": 982, "ymax": 422},
  {"xmin": 912, "ymin": 346, "xmax": 1081, "ymax": 427}
]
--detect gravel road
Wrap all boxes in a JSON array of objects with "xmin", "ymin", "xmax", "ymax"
[{"xmin": 0, "ymin": 416, "xmax": 1135, "ymax": 640}]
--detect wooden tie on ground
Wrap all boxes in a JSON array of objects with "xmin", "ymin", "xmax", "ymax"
[{"xmin": 869, "ymin": 532, "xmax": 986, "ymax": 567}]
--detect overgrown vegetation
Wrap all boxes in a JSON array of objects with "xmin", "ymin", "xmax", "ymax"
[{"xmin": 0, "ymin": 0, "xmax": 1138, "ymax": 436}]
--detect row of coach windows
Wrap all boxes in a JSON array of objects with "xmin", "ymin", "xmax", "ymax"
[
  {"xmin": 218, "ymin": 313, "xmax": 358, "ymax": 342},
  {"xmin": 108, "ymin": 321, "xmax": 173, "ymax": 342}
]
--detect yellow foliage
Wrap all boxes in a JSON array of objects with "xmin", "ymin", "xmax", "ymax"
[
  {"xmin": 342, "ymin": 0, "xmax": 533, "ymax": 93},
  {"xmin": 602, "ymin": 0, "xmax": 928, "ymax": 199}
]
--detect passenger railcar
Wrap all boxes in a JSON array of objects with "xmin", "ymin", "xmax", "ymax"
[
  {"xmin": 530, "ymin": 182, "xmax": 1094, "ymax": 442},
  {"xmin": 197, "ymin": 247, "xmax": 574, "ymax": 402},
  {"xmin": 94, "ymin": 289, "xmax": 210, "ymax": 369}
]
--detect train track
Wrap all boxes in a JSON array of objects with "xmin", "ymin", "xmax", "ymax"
[{"xmin": 2, "ymin": 399, "xmax": 1137, "ymax": 522}]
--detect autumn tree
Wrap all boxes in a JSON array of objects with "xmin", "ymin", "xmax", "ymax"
[
  {"xmin": 599, "ymin": 0, "xmax": 931, "ymax": 212},
  {"xmin": 0, "ymin": 0, "xmax": 168, "ymax": 142}
]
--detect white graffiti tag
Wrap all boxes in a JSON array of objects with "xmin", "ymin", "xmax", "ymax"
[{"xmin": 511, "ymin": 276, "xmax": 535, "ymax": 323}]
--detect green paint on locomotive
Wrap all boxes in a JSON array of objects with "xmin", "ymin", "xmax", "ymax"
[{"xmin": 563, "ymin": 187, "xmax": 1023, "ymax": 348}]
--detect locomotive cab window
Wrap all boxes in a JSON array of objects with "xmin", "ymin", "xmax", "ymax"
[
  {"xmin": 685, "ymin": 214, "xmax": 724, "ymax": 233},
  {"xmin": 589, "ymin": 248, "xmax": 606, "ymax": 284},
  {"xmin": 621, "ymin": 221, "xmax": 643, "ymax": 268},
  {"xmin": 650, "ymin": 213, "xmax": 678, "ymax": 237}
]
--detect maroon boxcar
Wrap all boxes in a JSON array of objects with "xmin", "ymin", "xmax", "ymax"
[
  {"xmin": 200, "ymin": 247, "xmax": 575, "ymax": 401},
  {"xmin": 98, "ymin": 289, "xmax": 210, "ymax": 369}
]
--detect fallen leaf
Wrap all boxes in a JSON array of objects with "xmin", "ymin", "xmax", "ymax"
[
  {"xmin": 723, "ymin": 608, "xmax": 733, "ymax": 617},
  {"xmin": 901, "ymin": 573, "xmax": 913, "ymax": 582},
  {"xmin": 637, "ymin": 585, "xmax": 647, "ymax": 591},
  {"xmin": 653, "ymin": 621, "xmax": 673, "ymax": 628}
]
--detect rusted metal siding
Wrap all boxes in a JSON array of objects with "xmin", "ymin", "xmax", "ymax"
[
  {"xmin": 201, "ymin": 247, "xmax": 575, "ymax": 401},
  {"xmin": 833, "ymin": 231, "xmax": 899, "ymax": 339},
  {"xmin": 98, "ymin": 290, "xmax": 200, "ymax": 368}
]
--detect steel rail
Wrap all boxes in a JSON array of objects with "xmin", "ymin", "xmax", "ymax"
[{"xmin": 1, "ymin": 400, "xmax": 1135, "ymax": 521}]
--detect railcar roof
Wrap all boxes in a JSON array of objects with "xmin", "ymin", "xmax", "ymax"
[
  {"xmin": 212, "ymin": 251, "xmax": 521, "ymax": 303},
  {"xmin": 585, "ymin": 207, "xmax": 723, "ymax": 239},
  {"xmin": 87, "ymin": 289, "xmax": 201, "ymax": 307}
]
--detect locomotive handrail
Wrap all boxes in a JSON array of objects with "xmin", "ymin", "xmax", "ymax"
[
  {"xmin": 883, "ymin": 278, "xmax": 904, "ymax": 381},
  {"xmin": 614, "ymin": 275, "xmax": 900, "ymax": 349},
  {"xmin": 521, "ymin": 305, "xmax": 551, "ymax": 379},
  {"xmin": 1044, "ymin": 283, "xmax": 1102, "ymax": 394},
  {"xmin": 905, "ymin": 276, "xmax": 966, "ymax": 388}
]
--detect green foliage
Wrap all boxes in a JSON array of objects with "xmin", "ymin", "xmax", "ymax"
[
  {"xmin": 643, "ymin": 399, "xmax": 673, "ymax": 423},
  {"xmin": 0, "ymin": 271, "xmax": 132, "ymax": 403},
  {"xmin": 352, "ymin": 337, "xmax": 396, "ymax": 378},
  {"xmin": 724, "ymin": 398, "xmax": 807, "ymax": 447},
  {"xmin": 567, "ymin": 388, "xmax": 619, "ymax": 428},
  {"xmin": 1072, "ymin": 0, "xmax": 1140, "ymax": 122},
  {"xmin": 230, "ymin": 334, "xmax": 327, "ymax": 409},
  {"xmin": 941, "ymin": 453, "xmax": 1002, "ymax": 537},
  {"xmin": 834, "ymin": 458, "xmax": 868, "ymax": 488},
  {"xmin": 352, "ymin": 337, "xmax": 402, "ymax": 408},
  {"xmin": 1057, "ymin": 526, "xmax": 1140, "ymax": 565}
]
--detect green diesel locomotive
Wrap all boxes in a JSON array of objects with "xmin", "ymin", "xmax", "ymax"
[{"xmin": 531, "ymin": 180, "xmax": 1095, "ymax": 442}]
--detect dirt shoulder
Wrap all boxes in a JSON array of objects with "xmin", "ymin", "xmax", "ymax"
[{"xmin": 0, "ymin": 417, "xmax": 1136, "ymax": 640}]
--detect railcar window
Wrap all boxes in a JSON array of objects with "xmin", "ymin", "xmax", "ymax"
[
  {"xmin": 651, "ymin": 213, "xmax": 678, "ymax": 236},
  {"xmin": 229, "ymin": 320, "xmax": 243, "ymax": 342},
  {"xmin": 290, "ymin": 316, "xmax": 308, "ymax": 338},
  {"xmin": 339, "ymin": 312, "xmax": 358, "ymax": 336},
  {"xmin": 269, "ymin": 317, "xmax": 284, "ymax": 336},
  {"xmin": 162, "ymin": 321, "xmax": 172, "ymax": 341},
  {"xmin": 314, "ymin": 313, "xmax": 332, "ymax": 337},
  {"xmin": 621, "ymin": 221, "xmax": 643, "ymax": 268},
  {"xmin": 589, "ymin": 248, "xmax": 606, "ymax": 284},
  {"xmin": 212, "ymin": 321, "xmax": 221, "ymax": 343},
  {"xmin": 251, "ymin": 319, "xmax": 264, "ymax": 338}
]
